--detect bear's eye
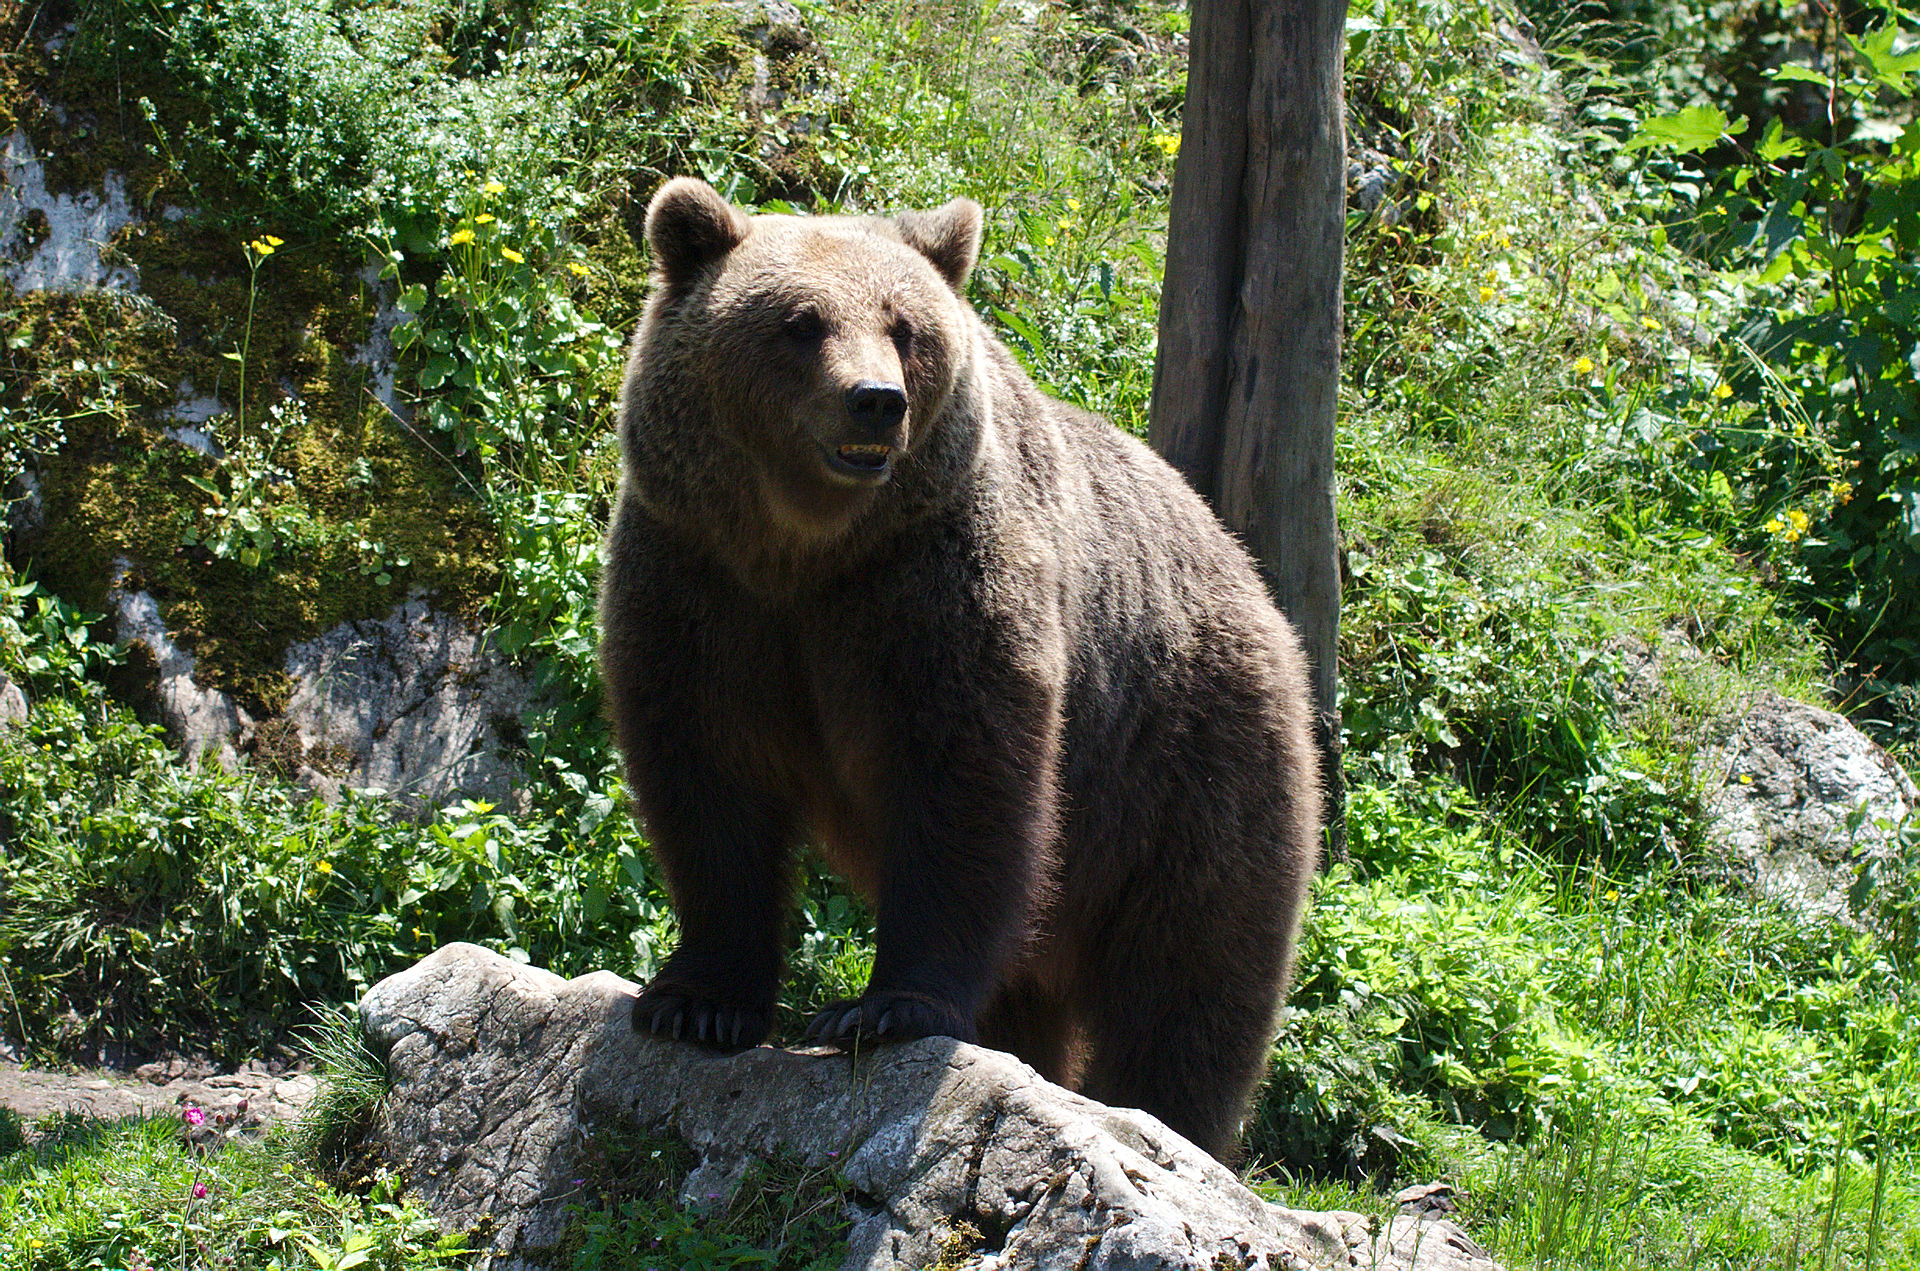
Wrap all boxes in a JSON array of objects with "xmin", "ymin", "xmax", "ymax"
[
  {"xmin": 889, "ymin": 319, "xmax": 914, "ymax": 356},
  {"xmin": 782, "ymin": 311, "xmax": 825, "ymax": 343}
]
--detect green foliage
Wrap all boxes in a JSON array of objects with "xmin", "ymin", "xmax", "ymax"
[
  {"xmin": 0, "ymin": 572, "xmax": 882, "ymax": 1060},
  {"xmin": 1256, "ymin": 783, "xmax": 1919, "ymax": 1266},
  {"xmin": 1626, "ymin": 11, "xmax": 1920, "ymax": 684},
  {"xmin": 542, "ymin": 1130, "xmax": 850, "ymax": 1270},
  {"xmin": 0, "ymin": 1112, "xmax": 470, "ymax": 1271}
]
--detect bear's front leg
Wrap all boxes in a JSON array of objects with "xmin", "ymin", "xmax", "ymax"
[
  {"xmin": 803, "ymin": 651, "xmax": 1063, "ymax": 1048},
  {"xmin": 630, "ymin": 765, "xmax": 800, "ymax": 1051}
]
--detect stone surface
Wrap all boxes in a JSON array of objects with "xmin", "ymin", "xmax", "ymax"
[
  {"xmin": 1699, "ymin": 691, "xmax": 1917, "ymax": 918},
  {"xmin": 0, "ymin": 670, "xmax": 26, "ymax": 727},
  {"xmin": 110, "ymin": 567, "xmax": 251, "ymax": 770},
  {"xmin": 359, "ymin": 943, "xmax": 1498, "ymax": 1271},
  {"xmin": 1611, "ymin": 633, "xmax": 1916, "ymax": 919},
  {"xmin": 0, "ymin": 129, "xmax": 140, "ymax": 292},
  {"xmin": 106, "ymin": 573, "xmax": 541, "ymax": 807},
  {"xmin": 280, "ymin": 597, "xmax": 542, "ymax": 808}
]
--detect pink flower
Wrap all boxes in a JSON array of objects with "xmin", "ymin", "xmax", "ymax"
[
  {"xmin": 192, "ymin": 1182, "xmax": 209, "ymax": 1199},
  {"xmin": 183, "ymin": 1106, "xmax": 206, "ymax": 1126}
]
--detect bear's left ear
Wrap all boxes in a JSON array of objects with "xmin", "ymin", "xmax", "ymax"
[
  {"xmin": 646, "ymin": 178, "xmax": 750, "ymax": 289},
  {"xmin": 894, "ymin": 198, "xmax": 983, "ymax": 292}
]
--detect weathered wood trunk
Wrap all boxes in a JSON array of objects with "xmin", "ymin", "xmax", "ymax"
[{"xmin": 1149, "ymin": 0, "xmax": 1347, "ymax": 854}]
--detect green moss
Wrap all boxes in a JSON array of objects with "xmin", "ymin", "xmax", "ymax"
[
  {"xmin": 2, "ymin": 6, "xmax": 505, "ymax": 712},
  {"xmin": 8, "ymin": 270, "xmax": 495, "ymax": 718}
]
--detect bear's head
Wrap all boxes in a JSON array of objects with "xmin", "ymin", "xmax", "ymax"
[{"xmin": 622, "ymin": 179, "xmax": 985, "ymax": 548}]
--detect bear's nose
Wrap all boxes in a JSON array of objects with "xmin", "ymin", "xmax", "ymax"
[{"xmin": 846, "ymin": 381, "xmax": 908, "ymax": 433}]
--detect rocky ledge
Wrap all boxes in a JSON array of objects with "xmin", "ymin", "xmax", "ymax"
[{"xmin": 358, "ymin": 943, "xmax": 1495, "ymax": 1271}]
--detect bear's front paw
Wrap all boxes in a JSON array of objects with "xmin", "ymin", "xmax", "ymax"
[
  {"xmin": 802, "ymin": 990, "xmax": 975, "ymax": 1046},
  {"xmin": 632, "ymin": 986, "xmax": 771, "ymax": 1050}
]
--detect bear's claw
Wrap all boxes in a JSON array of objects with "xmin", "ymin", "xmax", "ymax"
[
  {"xmin": 632, "ymin": 987, "xmax": 769, "ymax": 1051},
  {"xmin": 802, "ymin": 991, "xmax": 972, "ymax": 1046}
]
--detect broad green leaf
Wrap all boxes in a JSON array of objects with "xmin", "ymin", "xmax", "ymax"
[
  {"xmin": 1852, "ymin": 25, "xmax": 1920, "ymax": 90},
  {"xmin": 1770, "ymin": 64, "xmax": 1832, "ymax": 85},
  {"xmin": 1757, "ymin": 117, "xmax": 1808, "ymax": 162},
  {"xmin": 1760, "ymin": 172, "xmax": 1809, "ymax": 261},
  {"xmin": 1623, "ymin": 105, "xmax": 1746, "ymax": 154}
]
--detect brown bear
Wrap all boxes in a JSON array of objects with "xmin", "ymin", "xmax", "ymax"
[{"xmin": 597, "ymin": 177, "xmax": 1320, "ymax": 1160}]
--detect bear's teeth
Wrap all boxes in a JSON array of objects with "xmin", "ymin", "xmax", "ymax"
[{"xmin": 838, "ymin": 444, "xmax": 892, "ymax": 469}]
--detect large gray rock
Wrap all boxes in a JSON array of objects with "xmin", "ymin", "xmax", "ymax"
[
  {"xmin": 107, "ymin": 575, "xmax": 541, "ymax": 807},
  {"xmin": 1611, "ymin": 633, "xmax": 1915, "ymax": 919},
  {"xmin": 280, "ymin": 597, "xmax": 540, "ymax": 808},
  {"xmin": 358, "ymin": 943, "xmax": 1497, "ymax": 1271},
  {"xmin": 1699, "ymin": 691, "xmax": 1917, "ymax": 918}
]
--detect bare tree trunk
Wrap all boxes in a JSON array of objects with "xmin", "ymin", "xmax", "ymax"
[{"xmin": 1150, "ymin": 0, "xmax": 1347, "ymax": 857}]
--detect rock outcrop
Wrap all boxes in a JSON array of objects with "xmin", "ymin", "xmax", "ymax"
[
  {"xmin": 1698, "ymin": 690, "xmax": 1917, "ymax": 919},
  {"xmin": 109, "ymin": 571, "xmax": 544, "ymax": 809},
  {"xmin": 1612, "ymin": 632, "xmax": 1915, "ymax": 919},
  {"xmin": 359, "ymin": 943, "xmax": 1497, "ymax": 1271}
]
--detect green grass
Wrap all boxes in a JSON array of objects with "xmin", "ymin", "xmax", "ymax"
[
  {"xmin": 0, "ymin": 1111, "xmax": 468, "ymax": 1271},
  {"xmin": 1254, "ymin": 783, "xmax": 1919, "ymax": 1270}
]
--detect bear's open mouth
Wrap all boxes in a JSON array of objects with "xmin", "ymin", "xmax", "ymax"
[{"xmin": 826, "ymin": 442, "xmax": 894, "ymax": 478}]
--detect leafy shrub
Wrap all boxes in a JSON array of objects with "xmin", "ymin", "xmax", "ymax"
[
  {"xmin": 1253, "ymin": 783, "xmax": 1918, "ymax": 1196},
  {"xmin": 1627, "ymin": 15, "xmax": 1920, "ymax": 683}
]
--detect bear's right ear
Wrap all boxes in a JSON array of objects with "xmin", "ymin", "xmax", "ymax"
[
  {"xmin": 645, "ymin": 178, "xmax": 749, "ymax": 288},
  {"xmin": 894, "ymin": 198, "xmax": 983, "ymax": 292}
]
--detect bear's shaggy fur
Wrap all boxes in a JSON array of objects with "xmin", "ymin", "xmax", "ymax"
[{"xmin": 598, "ymin": 178, "xmax": 1320, "ymax": 1158}]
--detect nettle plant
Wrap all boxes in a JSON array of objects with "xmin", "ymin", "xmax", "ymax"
[{"xmin": 1632, "ymin": 10, "xmax": 1920, "ymax": 679}]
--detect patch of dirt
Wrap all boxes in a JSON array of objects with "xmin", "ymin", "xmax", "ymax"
[{"xmin": 0, "ymin": 1058, "xmax": 316, "ymax": 1138}]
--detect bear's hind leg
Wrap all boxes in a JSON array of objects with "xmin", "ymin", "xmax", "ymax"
[
  {"xmin": 1074, "ymin": 943, "xmax": 1286, "ymax": 1161},
  {"xmin": 976, "ymin": 974, "xmax": 1079, "ymax": 1087}
]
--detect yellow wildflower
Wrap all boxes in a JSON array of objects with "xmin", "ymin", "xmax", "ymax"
[
  {"xmin": 1497, "ymin": 232, "xmax": 1512, "ymax": 248},
  {"xmin": 412, "ymin": 926, "xmax": 427, "ymax": 939},
  {"xmin": 315, "ymin": 860, "xmax": 334, "ymax": 874},
  {"xmin": 1149, "ymin": 132, "xmax": 1180, "ymax": 157},
  {"xmin": 1713, "ymin": 382, "xmax": 1733, "ymax": 399},
  {"xmin": 1478, "ymin": 286, "xmax": 1495, "ymax": 302},
  {"xmin": 1831, "ymin": 480, "xmax": 1854, "ymax": 504},
  {"xmin": 1640, "ymin": 316, "xmax": 1661, "ymax": 331},
  {"xmin": 1765, "ymin": 517, "xmax": 1786, "ymax": 534},
  {"xmin": 1066, "ymin": 198, "xmax": 1081, "ymax": 211},
  {"xmin": 263, "ymin": 235, "xmax": 285, "ymax": 247},
  {"xmin": 1043, "ymin": 236, "xmax": 1055, "ymax": 248},
  {"xmin": 501, "ymin": 246, "xmax": 526, "ymax": 264},
  {"xmin": 474, "ymin": 213, "xmax": 497, "ymax": 225},
  {"xmin": 449, "ymin": 228, "xmax": 476, "ymax": 246},
  {"xmin": 1788, "ymin": 509, "xmax": 1809, "ymax": 533},
  {"xmin": 1484, "ymin": 267, "xmax": 1497, "ymax": 282},
  {"xmin": 483, "ymin": 179, "xmax": 507, "ymax": 196},
  {"xmin": 567, "ymin": 261, "xmax": 590, "ymax": 278},
  {"xmin": 1574, "ymin": 355, "xmax": 1594, "ymax": 375},
  {"xmin": 248, "ymin": 238, "xmax": 276, "ymax": 257}
]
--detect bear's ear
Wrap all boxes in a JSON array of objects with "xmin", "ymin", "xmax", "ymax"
[
  {"xmin": 894, "ymin": 198, "xmax": 983, "ymax": 292},
  {"xmin": 646, "ymin": 178, "xmax": 749, "ymax": 286}
]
